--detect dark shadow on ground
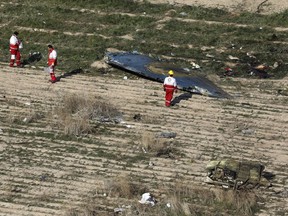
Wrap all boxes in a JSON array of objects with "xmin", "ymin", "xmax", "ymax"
[
  {"xmin": 56, "ymin": 68, "xmax": 83, "ymax": 82},
  {"xmin": 171, "ymin": 92, "xmax": 192, "ymax": 106}
]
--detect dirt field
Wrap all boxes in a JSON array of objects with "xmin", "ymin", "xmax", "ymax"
[
  {"xmin": 0, "ymin": 60, "xmax": 288, "ymax": 215},
  {"xmin": 0, "ymin": 1, "xmax": 288, "ymax": 215}
]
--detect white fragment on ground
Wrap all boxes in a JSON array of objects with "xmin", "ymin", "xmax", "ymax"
[
  {"xmin": 228, "ymin": 55, "xmax": 239, "ymax": 60},
  {"xmin": 139, "ymin": 193, "xmax": 156, "ymax": 206},
  {"xmin": 149, "ymin": 161, "xmax": 154, "ymax": 166},
  {"xmin": 114, "ymin": 208, "xmax": 124, "ymax": 213}
]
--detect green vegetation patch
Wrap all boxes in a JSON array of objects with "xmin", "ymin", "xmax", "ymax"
[{"xmin": 1, "ymin": 0, "xmax": 288, "ymax": 78}]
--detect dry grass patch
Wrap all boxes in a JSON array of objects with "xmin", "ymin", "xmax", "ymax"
[
  {"xmin": 140, "ymin": 131, "xmax": 179, "ymax": 158},
  {"xmin": 141, "ymin": 131, "xmax": 166, "ymax": 153},
  {"xmin": 104, "ymin": 175, "xmax": 145, "ymax": 199},
  {"xmin": 162, "ymin": 182, "xmax": 260, "ymax": 216},
  {"xmin": 52, "ymin": 93, "xmax": 122, "ymax": 136},
  {"xmin": 65, "ymin": 202, "xmax": 111, "ymax": 216},
  {"xmin": 5, "ymin": 109, "xmax": 44, "ymax": 125},
  {"xmin": 63, "ymin": 180, "xmax": 260, "ymax": 216}
]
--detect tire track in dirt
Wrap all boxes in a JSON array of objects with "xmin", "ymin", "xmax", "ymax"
[{"xmin": 0, "ymin": 65, "xmax": 287, "ymax": 215}]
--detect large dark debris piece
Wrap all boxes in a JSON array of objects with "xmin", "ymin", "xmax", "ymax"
[
  {"xmin": 205, "ymin": 159, "xmax": 272, "ymax": 190},
  {"xmin": 105, "ymin": 51, "xmax": 231, "ymax": 99},
  {"xmin": 21, "ymin": 52, "xmax": 42, "ymax": 67}
]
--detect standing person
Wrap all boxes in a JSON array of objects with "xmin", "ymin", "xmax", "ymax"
[
  {"xmin": 47, "ymin": 44, "xmax": 57, "ymax": 83},
  {"xmin": 163, "ymin": 70, "xmax": 177, "ymax": 107},
  {"xmin": 9, "ymin": 31, "xmax": 22, "ymax": 67}
]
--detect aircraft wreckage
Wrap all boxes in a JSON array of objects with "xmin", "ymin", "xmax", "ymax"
[
  {"xmin": 105, "ymin": 51, "xmax": 231, "ymax": 99},
  {"xmin": 205, "ymin": 159, "xmax": 272, "ymax": 190}
]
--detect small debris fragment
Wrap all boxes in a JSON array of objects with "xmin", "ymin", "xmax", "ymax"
[
  {"xmin": 156, "ymin": 132, "xmax": 177, "ymax": 138},
  {"xmin": 133, "ymin": 114, "xmax": 141, "ymax": 121},
  {"xmin": 179, "ymin": 12, "xmax": 187, "ymax": 16},
  {"xmin": 223, "ymin": 67, "xmax": 236, "ymax": 77},
  {"xmin": 114, "ymin": 208, "xmax": 125, "ymax": 213},
  {"xmin": 277, "ymin": 89, "xmax": 288, "ymax": 96},
  {"xmin": 241, "ymin": 128, "xmax": 255, "ymax": 135},
  {"xmin": 206, "ymin": 54, "xmax": 214, "ymax": 58},
  {"xmin": 191, "ymin": 62, "xmax": 200, "ymax": 69},
  {"xmin": 228, "ymin": 55, "xmax": 239, "ymax": 60},
  {"xmin": 139, "ymin": 193, "xmax": 156, "ymax": 206}
]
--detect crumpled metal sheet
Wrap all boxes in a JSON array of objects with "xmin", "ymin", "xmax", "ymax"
[{"xmin": 105, "ymin": 51, "xmax": 231, "ymax": 98}]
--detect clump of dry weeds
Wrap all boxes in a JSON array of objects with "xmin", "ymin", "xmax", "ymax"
[
  {"xmin": 104, "ymin": 175, "xmax": 146, "ymax": 199},
  {"xmin": 52, "ymin": 94, "xmax": 121, "ymax": 136},
  {"xmin": 141, "ymin": 131, "xmax": 166, "ymax": 152},
  {"xmin": 161, "ymin": 182, "xmax": 260, "ymax": 216},
  {"xmin": 140, "ymin": 131, "xmax": 179, "ymax": 158}
]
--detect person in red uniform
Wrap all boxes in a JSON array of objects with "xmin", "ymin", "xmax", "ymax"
[
  {"xmin": 9, "ymin": 31, "xmax": 22, "ymax": 67},
  {"xmin": 47, "ymin": 44, "xmax": 58, "ymax": 83},
  {"xmin": 163, "ymin": 70, "xmax": 177, "ymax": 107}
]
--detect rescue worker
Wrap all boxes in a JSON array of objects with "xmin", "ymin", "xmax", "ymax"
[
  {"xmin": 163, "ymin": 70, "xmax": 177, "ymax": 107},
  {"xmin": 9, "ymin": 31, "xmax": 22, "ymax": 67},
  {"xmin": 47, "ymin": 44, "xmax": 57, "ymax": 83}
]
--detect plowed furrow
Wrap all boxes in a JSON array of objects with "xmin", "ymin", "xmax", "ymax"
[{"xmin": 0, "ymin": 67, "xmax": 287, "ymax": 215}]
